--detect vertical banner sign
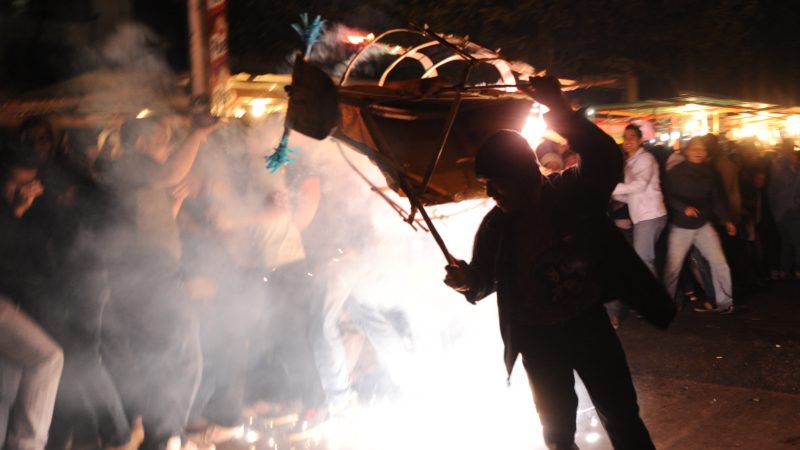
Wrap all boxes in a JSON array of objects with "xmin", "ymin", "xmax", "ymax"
[{"xmin": 206, "ymin": 0, "xmax": 233, "ymax": 115}]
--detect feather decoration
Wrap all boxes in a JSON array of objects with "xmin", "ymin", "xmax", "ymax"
[
  {"xmin": 291, "ymin": 13, "xmax": 326, "ymax": 57},
  {"xmin": 265, "ymin": 127, "xmax": 296, "ymax": 173}
]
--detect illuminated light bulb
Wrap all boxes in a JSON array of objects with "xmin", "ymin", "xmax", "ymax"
[
  {"xmin": 670, "ymin": 131, "xmax": 681, "ymax": 140},
  {"xmin": 249, "ymin": 98, "xmax": 272, "ymax": 119},
  {"xmin": 251, "ymin": 103, "xmax": 266, "ymax": 118},
  {"xmin": 660, "ymin": 133, "xmax": 670, "ymax": 142},
  {"xmin": 245, "ymin": 429, "xmax": 259, "ymax": 443},
  {"xmin": 586, "ymin": 107, "xmax": 595, "ymax": 116}
]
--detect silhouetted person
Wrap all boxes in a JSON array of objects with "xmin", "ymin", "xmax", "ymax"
[
  {"xmin": 100, "ymin": 117, "xmax": 216, "ymax": 450},
  {"xmin": 445, "ymin": 77, "xmax": 673, "ymax": 450}
]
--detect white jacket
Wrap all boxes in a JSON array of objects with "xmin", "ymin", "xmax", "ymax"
[{"xmin": 612, "ymin": 148, "xmax": 667, "ymax": 224}]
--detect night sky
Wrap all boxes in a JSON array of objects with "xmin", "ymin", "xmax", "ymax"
[
  {"xmin": 222, "ymin": 0, "xmax": 800, "ymax": 104},
  {"xmin": 2, "ymin": 0, "xmax": 799, "ymax": 104}
]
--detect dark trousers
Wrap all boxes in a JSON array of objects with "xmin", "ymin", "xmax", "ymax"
[
  {"xmin": 188, "ymin": 272, "xmax": 252, "ymax": 427},
  {"xmin": 29, "ymin": 269, "xmax": 131, "ymax": 448},
  {"xmin": 102, "ymin": 264, "xmax": 202, "ymax": 450},
  {"xmin": 516, "ymin": 305, "xmax": 654, "ymax": 450},
  {"xmin": 244, "ymin": 263, "xmax": 324, "ymax": 409}
]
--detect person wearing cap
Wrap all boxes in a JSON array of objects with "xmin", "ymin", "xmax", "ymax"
[{"xmin": 444, "ymin": 77, "xmax": 672, "ymax": 450}]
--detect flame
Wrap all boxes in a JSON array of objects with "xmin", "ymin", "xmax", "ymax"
[
  {"xmin": 521, "ymin": 104, "xmax": 549, "ymax": 148},
  {"xmin": 346, "ymin": 32, "xmax": 375, "ymax": 45}
]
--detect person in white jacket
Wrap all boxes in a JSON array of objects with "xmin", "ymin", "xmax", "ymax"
[{"xmin": 612, "ymin": 124, "xmax": 668, "ymax": 275}]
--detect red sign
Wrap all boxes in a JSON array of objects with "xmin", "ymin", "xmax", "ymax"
[{"xmin": 207, "ymin": 0, "xmax": 232, "ymax": 114}]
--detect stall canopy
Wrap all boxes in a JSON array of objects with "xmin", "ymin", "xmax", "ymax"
[{"xmin": 593, "ymin": 93, "xmax": 800, "ymax": 145}]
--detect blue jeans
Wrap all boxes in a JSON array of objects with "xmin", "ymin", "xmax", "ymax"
[
  {"xmin": 664, "ymin": 224, "xmax": 733, "ymax": 310},
  {"xmin": 308, "ymin": 256, "xmax": 409, "ymax": 406},
  {"xmin": 633, "ymin": 216, "xmax": 667, "ymax": 276}
]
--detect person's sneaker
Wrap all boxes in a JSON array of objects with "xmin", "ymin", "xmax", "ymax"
[
  {"xmin": 693, "ymin": 301, "xmax": 715, "ymax": 313},
  {"xmin": 718, "ymin": 305, "xmax": 746, "ymax": 315}
]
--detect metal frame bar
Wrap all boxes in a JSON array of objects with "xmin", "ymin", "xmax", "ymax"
[
  {"xmin": 340, "ymin": 28, "xmax": 426, "ymax": 87},
  {"xmin": 359, "ymin": 106, "xmax": 456, "ymax": 264},
  {"xmin": 407, "ymin": 61, "xmax": 475, "ymax": 222}
]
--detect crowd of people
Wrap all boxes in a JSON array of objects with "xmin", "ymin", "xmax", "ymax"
[
  {"xmin": 0, "ymin": 113, "xmax": 411, "ymax": 450},
  {"xmin": 536, "ymin": 119, "xmax": 800, "ymax": 325},
  {"xmin": 0, "ymin": 100, "xmax": 798, "ymax": 450},
  {"xmin": 443, "ymin": 77, "xmax": 798, "ymax": 450},
  {"xmin": 539, "ymin": 122, "xmax": 800, "ymax": 325}
]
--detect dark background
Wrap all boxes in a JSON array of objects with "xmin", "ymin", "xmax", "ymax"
[{"xmin": 1, "ymin": 0, "xmax": 799, "ymax": 103}]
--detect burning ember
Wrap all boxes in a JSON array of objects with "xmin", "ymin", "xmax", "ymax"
[{"xmin": 345, "ymin": 33, "xmax": 375, "ymax": 45}]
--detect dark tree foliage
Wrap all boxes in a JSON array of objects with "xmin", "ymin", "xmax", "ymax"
[{"xmin": 228, "ymin": 0, "xmax": 800, "ymax": 103}]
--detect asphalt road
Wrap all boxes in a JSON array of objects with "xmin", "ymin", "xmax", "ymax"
[
  {"xmin": 220, "ymin": 280, "xmax": 800, "ymax": 450},
  {"xmin": 613, "ymin": 279, "xmax": 800, "ymax": 450}
]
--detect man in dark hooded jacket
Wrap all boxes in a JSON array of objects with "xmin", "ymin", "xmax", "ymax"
[{"xmin": 444, "ymin": 77, "xmax": 674, "ymax": 450}]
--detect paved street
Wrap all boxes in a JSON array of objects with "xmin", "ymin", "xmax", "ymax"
[
  {"xmin": 221, "ymin": 280, "xmax": 800, "ymax": 450},
  {"xmin": 615, "ymin": 280, "xmax": 800, "ymax": 449}
]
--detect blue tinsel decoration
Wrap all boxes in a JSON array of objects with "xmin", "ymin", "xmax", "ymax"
[
  {"xmin": 265, "ymin": 14, "xmax": 325, "ymax": 173},
  {"xmin": 265, "ymin": 128, "xmax": 296, "ymax": 173},
  {"xmin": 291, "ymin": 13, "xmax": 326, "ymax": 57}
]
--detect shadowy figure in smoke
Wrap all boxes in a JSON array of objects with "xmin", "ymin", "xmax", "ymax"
[
  {"xmin": 3, "ymin": 119, "xmax": 141, "ymax": 450},
  {"xmin": 98, "ymin": 116, "xmax": 216, "ymax": 450},
  {"xmin": 0, "ymin": 139, "xmax": 64, "ymax": 450},
  {"xmin": 288, "ymin": 145, "xmax": 412, "ymax": 416},
  {"xmin": 445, "ymin": 76, "xmax": 674, "ymax": 450}
]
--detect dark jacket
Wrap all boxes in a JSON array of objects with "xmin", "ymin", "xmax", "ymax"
[
  {"xmin": 462, "ymin": 110, "xmax": 675, "ymax": 375},
  {"xmin": 664, "ymin": 160, "xmax": 730, "ymax": 229}
]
